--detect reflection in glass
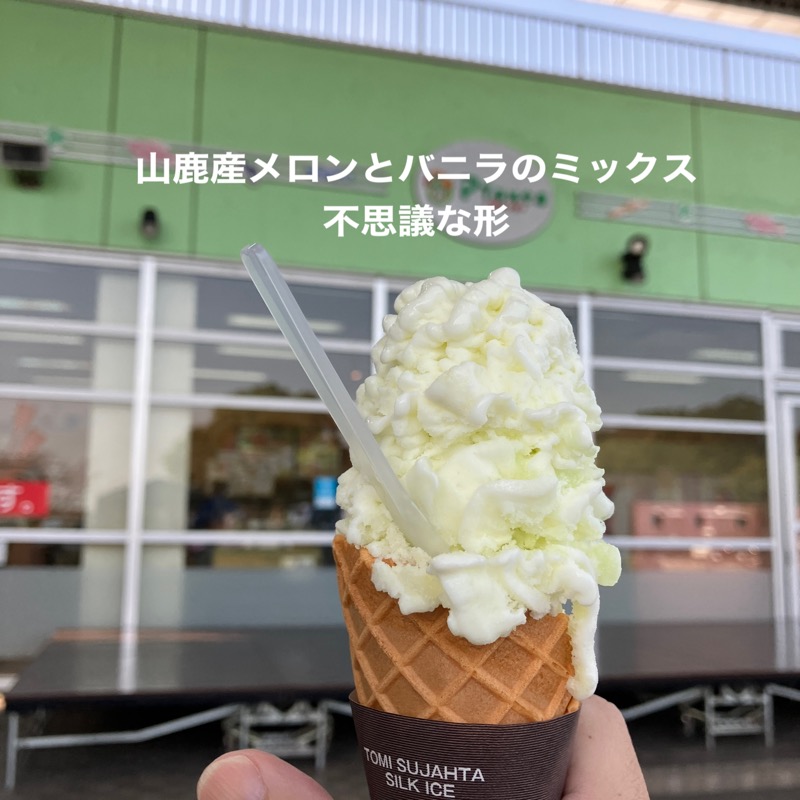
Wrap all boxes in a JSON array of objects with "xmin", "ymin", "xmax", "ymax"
[
  {"xmin": 0, "ymin": 259, "xmax": 138, "ymax": 324},
  {"xmin": 594, "ymin": 310, "xmax": 762, "ymax": 365},
  {"xmin": 784, "ymin": 331, "xmax": 800, "ymax": 370},
  {"xmin": 599, "ymin": 554, "xmax": 772, "ymax": 623},
  {"xmin": 593, "ymin": 370, "xmax": 764, "ymax": 420},
  {"xmin": 626, "ymin": 543, "xmax": 770, "ymax": 572},
  {"xmin": 184, "ymin": 544, "xmax": 330, "ymax": 569},
  {"xmin": 0, "ymin": 399, "xmax": 132, "ymax": 561},
  {"xmin": 155, "ymin": 273, "xmax": 372, "ymax": 340},
  {"xmin": 151, "ymin": 342, "xmax": 369, "ymax": 399},
  {"xmin": 0, "ymin": 333, "xmax": 135, "ymax": 391},
  {"xmin": 0, "ymin": 546, "xmax": 125, "ymax": 656},
  {"xmin": 139, "ymin": 545, "xmax": 341, "ymax": 629},
  {"xmin": 145, "ymin": 407, "xmax": 349, "ymax": 566},
  {"xmin": 597, "ymin": 429, "xmax": 769, "ymax": 542},
  {"xmin": 2, "ymin": 541, "xmax": 83, "ymax": 568}
]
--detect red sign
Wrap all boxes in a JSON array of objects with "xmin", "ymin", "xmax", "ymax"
[{"xmin": 0, "ymin": 481, "xmax": 50, "ymax": 518}]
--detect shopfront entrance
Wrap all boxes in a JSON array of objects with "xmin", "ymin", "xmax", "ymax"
[{"xmin": 2, "ymin": 243, "xmax": 800, "ymax": 658}]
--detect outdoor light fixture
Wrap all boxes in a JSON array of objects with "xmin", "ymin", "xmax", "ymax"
[
  {"xmin": 140, "ymin": 208, "xmax": 160, "ymax": 240},
  {"xmin": 621, "ymin": 234, "xmax": 649, "ymax": 283},
  {"xmin": 1, "ymin": 136, "xmax": 50, "ymax": 188}
]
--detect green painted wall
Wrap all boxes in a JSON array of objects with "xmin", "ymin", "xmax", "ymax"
[{"xmin": 1, "ymin": 0, "xmax": 798, "ymax": 307}]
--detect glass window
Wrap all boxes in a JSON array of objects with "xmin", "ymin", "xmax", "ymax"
[
  {"xmin": 0, "ymin": 332, "xmax": 135, "ymax": 391},
  {"xmin": 625, "ymin": 548, "xmax": 770, "ymax": 572},
  {"xmin": 557, "ymin": 305, "xmax": 578, "ymax": 339},
  {"xmin": 145, "ymin": 407, "xmax": 349, "ymax": 543},
  {"xmin": 151, "ymin": 342, "xmax": 369, "ymax": 399},
  {"xmin": 593, "ymin": 370, "xmax": 764, "ymax": 420},
  {"xmin": 155, "ymin": 273, "xmax": 372, "ymax": 340},
  {"xmin": 138, "ymin": 545, "xmax": 341, "ymax": 629},
  {"xmin": 0, "ymin": 399, "xmax": 131, "ymax": 534},
  {"xmin": 593, "ymin": 310, "xmax": 762, "ymax": 365},
  {"xmin": 598, "ymin": 554, "xmax": 771, "ymax": 625},
  {"xmin": 0, "ymin": 545, "xmax": 125, "ymax": 657},
  {"xmin": 2, "ymin": 541, "xmax": 84, "ymax": 567},
  {"xmin": 387, "ymin": 289, "xmax": 406, "ymax": 312},
  {"xmin": 0, "ymin": 259, "xmax": 138, "ymax": 325},
  {"xmin": 183, "ymin": 543, "xmax": 330, "ymax": 569},
  {"xmin": 782, "ymin": 330, "xmax": 800, "ymax": 370},
  {"xmin": 596, "ymin": 429, "xmax": 768, "ymax": 538}
]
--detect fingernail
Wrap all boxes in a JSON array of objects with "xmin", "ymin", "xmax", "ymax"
[{"xmin": 197, "ymin": 754, "xmax": 265, "ymax": 800}]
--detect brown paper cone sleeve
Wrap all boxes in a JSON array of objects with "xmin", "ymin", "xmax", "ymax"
[
  {"xmin": 351, "ymin": 695, "xmax": 580, "ymax": 800},
  {"xmin": 333, "ymin": 536, "xmax": 579, "ymax": 724}
]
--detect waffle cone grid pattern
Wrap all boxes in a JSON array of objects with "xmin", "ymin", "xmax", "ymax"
[{"xmin": 334, "ymin": 537, "xmax": 579, "ymax": 725}]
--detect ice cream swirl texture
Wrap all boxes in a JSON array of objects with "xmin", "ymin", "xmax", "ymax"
[{"xmin": 336, "ymin": 268, "xmax": 621, "ymax": 700}]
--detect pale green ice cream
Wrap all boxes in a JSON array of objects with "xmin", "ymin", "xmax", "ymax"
[{"xmin": 335, "ymin": 268, "xmax": 621, "ymax": 700}]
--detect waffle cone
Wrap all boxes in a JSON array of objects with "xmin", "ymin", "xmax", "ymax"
[{"xmin": 333, "ymin": 536, "xmax": 579, "ymax": 724}]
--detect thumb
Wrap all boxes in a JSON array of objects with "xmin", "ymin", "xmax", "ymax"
[{"xmin": 197, "ymin": 750, "xmax": 334, "ymax": 800}]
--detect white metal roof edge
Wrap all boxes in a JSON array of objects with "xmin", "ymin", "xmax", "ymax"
[
  {"xmin": 458, "ymin": 0, "xmax": 800, "ymax": 61},
  {"xmin": 50, "ymin": 0, "xmax": 800, "ymax": 114}
]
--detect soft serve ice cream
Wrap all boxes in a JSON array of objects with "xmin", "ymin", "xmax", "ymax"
[{"xmin": 336, "ymin": 268, "xmax": 620, "ymax": 700}]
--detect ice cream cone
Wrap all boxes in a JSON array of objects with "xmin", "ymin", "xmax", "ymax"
[{"xmin": 333, "ymin": 536, "xmax": 579, "ymax": 725}]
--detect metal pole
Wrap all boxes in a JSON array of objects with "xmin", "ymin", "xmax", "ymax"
[
  {"xmin": 15, "ymin": 704, "xmax": 240, "ymax": 750},
  {"xmin": 762, "ymin": 313, "xmax": 786, "ymax": 623},
  {"xmin": 120, "ymin": 255, "xmax": 157, "ymax": 635},
  {"xmin": 620, "ymin": 686, "xmax": 706, "ymax": 722},
  {"xmin": 767, "ymin": 683, "xmax": 800, "ymax": 703},
  {"xmin": 704, "ymin": 688, "xmax": 715, "ymax": 751},
  {"xmin": 237, "ymin": 707, "xmax": 248, "ymax": 750},
  {"xmin": 314, "ymin": 712, "xmax": 329, "ymax": 770},
  {"xmin": 4, "ymin": 712, "xmax": 19, "ymax": 791},
  {"xmin": 764, "ymin": 691, "xmax": 775, "ymax": 748}
]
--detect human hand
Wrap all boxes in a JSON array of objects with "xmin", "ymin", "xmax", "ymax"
[
  {"xmin": 197, "ymin": 696, "xmax": 648, "ymax": 800},
  {"xmin": 197, "ymin": 750, "xmax": 333, "ymax": 800},
  {"xmin": 563, "ymin": 695, "xmax": 650, "ymax": 800}
]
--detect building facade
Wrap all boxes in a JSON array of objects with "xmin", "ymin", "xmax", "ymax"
[{"xmin": 1, "ymin": 0, "xmax": 799, "ymax": 657}]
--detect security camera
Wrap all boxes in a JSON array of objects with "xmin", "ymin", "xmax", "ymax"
[
  {"xmin": 140, "ymin": 208, "xmax": 160, "ymax": 240},
  {"xmin": 621, "ymin": 234, "xmax": 649, "ymax": 283}
]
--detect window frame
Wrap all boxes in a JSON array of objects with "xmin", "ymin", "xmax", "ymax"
[{"xmin": 0, "ymin": 241, "xmax": 795, "ymax": 630}]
